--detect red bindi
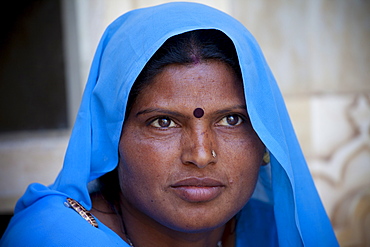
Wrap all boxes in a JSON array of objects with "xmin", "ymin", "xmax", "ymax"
[{"xmin": 193, "ymin": 108, "xmax": 204, "ymax": 118}]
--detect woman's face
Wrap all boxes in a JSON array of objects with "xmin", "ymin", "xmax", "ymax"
[{"xmin": 118, "ymin": 60, "xmax": 265, "ymax": 233}]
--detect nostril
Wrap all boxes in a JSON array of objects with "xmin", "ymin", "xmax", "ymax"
[{"xmin": 181, "ymin": 146, "xmax": 217, "ymax": 169}]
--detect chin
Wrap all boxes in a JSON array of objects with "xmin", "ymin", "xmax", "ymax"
[
  {"xmin": 167, "ymin": 220, "xmax": 227, "ymax": 234},
  {"xmin": 154, "ymin": 206, "xmax": 235, "ymax": 234}
]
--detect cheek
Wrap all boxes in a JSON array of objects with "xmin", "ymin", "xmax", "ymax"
[
  {"xmin": 117, "ymin": 130, "xmax": 177, "ymax": 201},
  {"xmin": 119, "ymin": 137, "xmax": 155, "ymax": 183},
  {"xmin": 220, "ymin": 132, "xmax": 264, "ymax": 203}
]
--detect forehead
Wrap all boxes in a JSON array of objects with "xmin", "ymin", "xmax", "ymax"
[{"xmin": 136, "ymin": 60, "xmax": 245, "ymax": 108}]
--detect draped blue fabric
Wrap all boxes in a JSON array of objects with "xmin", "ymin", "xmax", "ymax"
[{"xmin": 1, "ymin": 2, "xmax": 338, "ymax": 246}]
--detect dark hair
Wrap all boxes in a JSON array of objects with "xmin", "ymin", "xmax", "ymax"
[
  {"xmin": 125, "ymin": 29, "xmax": 242, "ymax": 120},
  {"xmin": 98, "ymin": 29, "xmax": 242, "ymax": 205}
]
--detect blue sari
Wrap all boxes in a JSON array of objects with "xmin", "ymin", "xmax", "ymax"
[{"xmin": 1, "ymin": 2, "xmax": 338, "ymax": 246}]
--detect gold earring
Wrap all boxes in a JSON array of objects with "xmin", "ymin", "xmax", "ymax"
[{"xmin": 263, "ymin": 151, "xmax": 270, "ymax": 164}]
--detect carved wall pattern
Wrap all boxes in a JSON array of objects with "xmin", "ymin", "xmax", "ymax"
[{"xmin": 309, "ymin": 94, "xmax": 370, "ymax": 246}]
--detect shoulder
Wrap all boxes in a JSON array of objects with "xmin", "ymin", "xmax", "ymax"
[
  {"xmin": 1, "ymin": 195, "xmax": 124, "ymax": 246},
  {"xmin": 235, "ymin": 199, "xmax": 278, "ymax": 246}
]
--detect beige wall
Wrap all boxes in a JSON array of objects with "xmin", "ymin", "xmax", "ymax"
[{"xmin": 1, "ymin": 0, "xmax": 369, "ymax": 246}]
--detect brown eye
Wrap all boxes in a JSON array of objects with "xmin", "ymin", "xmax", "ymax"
[
  {"xmin": 218, "ymin": 114, "xmax": 243, "ymax": 126},
  {"xmin": 150, "ymin": 117, "xmax": 176, "ymax": 128},
  {"xmin": 158, "ymin": 118, "xmax": 170, "ymax": 127},
  {"xmin": 227, "ymin": 115, "xmax": 241, "ymax": 125}
]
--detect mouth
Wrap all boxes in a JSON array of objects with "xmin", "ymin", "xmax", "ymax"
[{"xmin": 170, "ymin": 177, "xmax": 225, "ymax": 203}]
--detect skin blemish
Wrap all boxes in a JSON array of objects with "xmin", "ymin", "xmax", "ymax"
[
  {"xmin": 193, "ymin": 108, "xmax": 204, "ymax": 118},
  {"xmin": 190, "ymin": 54, "xmax": 201, "ymax": 64}
]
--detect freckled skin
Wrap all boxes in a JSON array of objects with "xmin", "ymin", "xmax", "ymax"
[{"xmin": 117, "ymin": 60, "xmax": 265, "ymax": 246}]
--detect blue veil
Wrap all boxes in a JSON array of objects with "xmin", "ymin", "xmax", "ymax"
[{"xmin": 1, "ymin": 2, "xmax": 338, "ymax": 246}]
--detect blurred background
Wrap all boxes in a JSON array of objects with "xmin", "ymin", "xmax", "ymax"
[{"xmin": 0, "ymin": 0, "xmax": 369, "ymax": 245}]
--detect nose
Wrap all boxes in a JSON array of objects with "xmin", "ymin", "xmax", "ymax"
[{"xmin": 180, "ymin": 127, "xmax": 217, "ymax": 168}]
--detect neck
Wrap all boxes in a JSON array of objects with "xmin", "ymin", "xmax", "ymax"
[{"xmin": 90, "ymin": 192, "xmax": 235, "ymax": 247}]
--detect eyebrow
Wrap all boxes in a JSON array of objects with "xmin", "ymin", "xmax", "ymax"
[
  {"xmin": 136, "ymin": 105, "xmax": 247, "ymax": 118},
  {"xmin": 136, "ymin": 108, "xmax": 187, "ymax": 118},
  {"xmin": 212, "ymin": 105, "xmax": 247, "ymax": 115}
]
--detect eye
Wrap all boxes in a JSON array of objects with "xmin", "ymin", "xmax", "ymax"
[
  {"xmin": 150, "ymin": 117, "xmax": 177, "ymax": 128},
  {"xmin": 217, "ymin": 114, "xmax": 244, "ymax": 127}
]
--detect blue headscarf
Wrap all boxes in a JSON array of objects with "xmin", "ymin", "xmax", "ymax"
[{"xmin": 1, "ymin": 2, "xmax": 338, "ymax": 246}]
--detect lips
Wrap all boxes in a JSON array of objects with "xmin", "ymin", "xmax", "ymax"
[{"xmin": 171, "ymin": 177, "xmax": 225, "ymax": 203}]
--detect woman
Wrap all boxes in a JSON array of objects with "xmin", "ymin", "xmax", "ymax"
[{"xmin": 1, "ymin": 2, "xmax": 338, "ymax": 246}]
